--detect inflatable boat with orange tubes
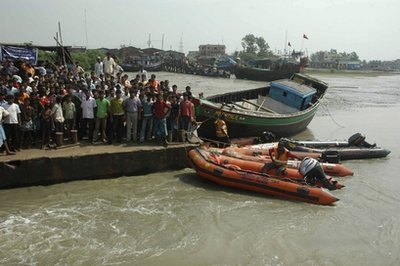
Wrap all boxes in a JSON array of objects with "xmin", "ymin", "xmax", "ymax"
[
  {"xmin": 209, "ymin": 150, "xmax": 344, "ymax": 189},
  {"xmin": 220, "ymin": 147, "xmax": 353, "ymax": 177},
  {"xmin": 187, "ymin": 147, "xmax": 340, "ymax": 205}
]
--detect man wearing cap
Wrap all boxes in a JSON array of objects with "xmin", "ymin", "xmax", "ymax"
[{"xmin": 94, "ymin": 57, "xmax": 104, "ymax": 78}]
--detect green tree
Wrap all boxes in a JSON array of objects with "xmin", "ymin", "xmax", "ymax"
[
  {"xmin": 256, "ymin": 37, "xmax": 269, "ymax": 54},
  {"xmin": 349, "ymin": 52, "xmax": 359, "ymax": 61},
  {"xmin": 72, "ymin": 49, "xmax": 105, "ymax": 71},
  {"xmin": 238, "ymin": 34, "xmax": 273, "ymax": 63},
  {"xmin": 241, "ymin": 34, "xmax": 258, "ymax": 54},
  {"xmin": 38, "ymin": 50, "xmax": 58, "ymax": 63}
]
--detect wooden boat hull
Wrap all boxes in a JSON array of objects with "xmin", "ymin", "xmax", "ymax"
[
  {"xmin": 121, "ymin": 62, "xmax": 162, "ymax": 72},
  {"xmin": 188, "ymin": 148, "xmax": 339, "ymax": 205},
  {"xmin": 234, "ymin": 64, "xmax": 301, "ymax": 81},
  {"xmin": 193, "ymin": 73, "xmax": 328, "ymax": 139},
  {"xmin": 195, "ymin": 98, "xmax": 320, "ymax": 138}
]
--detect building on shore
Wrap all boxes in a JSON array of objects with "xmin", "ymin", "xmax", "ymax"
[{"xmin": 310, "ymin": 50, "xmax": 362, "ymax": 70}]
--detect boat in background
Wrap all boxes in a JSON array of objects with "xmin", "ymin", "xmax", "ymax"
[
  {"xmin": 193, "ymin": 73, "xmax": 328, "ymax": 139},
  {"xmin": 121, "ymin": 61, "xmax": 162, "ymax": 72},
  {"xmin": 234, "ymin": 57, "xmax": 308, "ymax": 81}
]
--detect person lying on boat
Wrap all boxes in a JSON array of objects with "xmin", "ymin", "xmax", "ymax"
[
  {"xmin": 299, "ymin": 157, "xmax": 337, "ymax": 190},
  {"xmin": 261, "ymin": 139, "xmax": 299, "ymax": 174},
  {"xmin": 214, "ymin": 113, "xmax": 230, "ymax": 147}
]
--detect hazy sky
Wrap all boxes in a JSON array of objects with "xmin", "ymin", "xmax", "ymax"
[{"xmin": 1, "ymin": 0, "xmax": 399, "ymax": 61}]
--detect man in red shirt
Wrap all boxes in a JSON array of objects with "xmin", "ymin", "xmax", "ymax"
[{"xmin": 153, "ymin": 93, "xmax": 170, "ymax": 145}]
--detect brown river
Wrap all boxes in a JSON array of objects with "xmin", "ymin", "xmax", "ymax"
[{"xmin": 1, "ymin": 72, "xmax": 400, "ymax": 265}]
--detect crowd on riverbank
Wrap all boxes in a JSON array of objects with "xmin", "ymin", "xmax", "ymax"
[{"xmin": 0, "ymin": 54, "xmax": 197, "ymax": 156}]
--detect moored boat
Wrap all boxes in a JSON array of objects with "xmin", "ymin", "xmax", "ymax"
[
  {"xmin": 205, "ymin": 149, "xmax": 344, "ymax": 189},
  {"xmin": 193, "ymin": 73, "xmax": 328, "ymax": 139},
  {"xmin": 219, "ymin": 147, "xmax": 353, "ymax": 177},
  {"xmin": 187, "ymin": 147, "xmax": 339, "ymax": 205},
  {"xmin": 234, "ymin": 57, "xmax": 307, "ymax": 81},
  {"xmin": 238, "ymin": 142, "xmax": 391, "ymax": 162},
  {"xmin": 120, "ymin": 61, "xmax": 162, "ymax": 72}
]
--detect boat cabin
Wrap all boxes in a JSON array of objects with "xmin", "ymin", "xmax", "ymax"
[
  {"xmin": 291, "ymin": 73, "xmax": 329, "ymax": 94},
  {"xmin": 269, "ymin": 80, "xmax": 316, "ymax": 110}
]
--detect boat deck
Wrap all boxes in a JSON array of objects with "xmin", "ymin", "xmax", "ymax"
[{"xmin": 234, "ymin": 95, "xmax": 298, "ymax": 114}]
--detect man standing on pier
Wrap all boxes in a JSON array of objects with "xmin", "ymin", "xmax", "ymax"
[
  {"xmin": 92, "ymin": 90, "xmax": 111, "ymax": 143},
  {"xmin": 124, "ymin": 89, "xmax": 142, "ymax": 143},
  {"xmin": 80, "ymin": 89, "xmax": 97, "ymax": 142},
  {"xmin": 178, "ymin": 92, "xmax": 195, "ymax": 142}
]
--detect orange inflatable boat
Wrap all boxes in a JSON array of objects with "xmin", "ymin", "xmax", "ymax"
[
  {"xmin": 204, "ymin": 148, "xmax": 344, "ymax": 190},
  {"xmin": 188, "ymin": 147, "xmax": 340, "ymax": 205},
  {"xmin": 221, "ymin": 147, "xmax": 353, "ymax": 177}
]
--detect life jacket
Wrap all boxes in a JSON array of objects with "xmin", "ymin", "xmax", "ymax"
[{"xmin": 215, "ymin": 119, "xmax": 227, "ymax": 137}]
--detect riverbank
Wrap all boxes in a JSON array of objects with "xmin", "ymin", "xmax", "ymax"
[
  {"xmin": 0, "ymin": 142, "xmax": 197, "ymax": 189},
  {"xmin": 304, "ymin": 67, "xmax": 400, "ymax": 77}
]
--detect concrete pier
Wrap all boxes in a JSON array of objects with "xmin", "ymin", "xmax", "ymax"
[{"xmin": 0, "ymin": 143, "xmax": 197, "ymax": 189}]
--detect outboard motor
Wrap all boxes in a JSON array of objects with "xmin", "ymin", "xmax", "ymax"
[
  {"xmin": 321, "ymin": 150, "xmax": 341, "ymax": 163},
  {"xmin": 255, "ymin": 131, "xmax": 276, "ymax": 144},
  {"xmin": 348, "ymin": 133, "xmax": 376, "ymax": 148},
  {"xmin": 348, "ymin": 133, "xmax": 366, "ymax": 146}
]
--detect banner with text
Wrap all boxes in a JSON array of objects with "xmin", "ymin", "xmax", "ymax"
[{"xmin": 0, "ymin": 45, "xmax": 38, "ymax": 65}]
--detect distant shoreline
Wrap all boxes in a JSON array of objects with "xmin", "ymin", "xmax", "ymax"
[{"xmin": 304, "ymin": 68, "xmax": 400, "ymax": 77}]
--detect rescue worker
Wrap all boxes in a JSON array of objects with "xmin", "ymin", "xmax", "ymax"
[
  {"xmin": 299, "ymin": 157, "xmax": 337, "ymax": 190},
  {"xmin": 214, "ymin": 113, "xmax": 230, "ymax": 146},
  {"xmin": 262, "ymin": 139, "xmax": 298, "ymax": 174}
]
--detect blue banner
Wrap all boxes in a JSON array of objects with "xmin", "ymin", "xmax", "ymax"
[{"xmin": 0, "ymin": 45, "xmax": 38, "ymax": 65}]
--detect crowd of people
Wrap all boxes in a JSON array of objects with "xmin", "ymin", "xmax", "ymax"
[{"xmin": 0, "ymin": 53, "xmax": 197, "ymax": 156}]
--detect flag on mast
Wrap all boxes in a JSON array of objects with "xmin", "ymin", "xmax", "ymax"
[{"xmin": 303, "ymin": 34, "xmax": 309, "ymax": 40}]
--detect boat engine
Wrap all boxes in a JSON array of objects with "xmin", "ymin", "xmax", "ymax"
[{"xmin": 348, "ymin": 133, "xmax": 376, "ymax": 148}]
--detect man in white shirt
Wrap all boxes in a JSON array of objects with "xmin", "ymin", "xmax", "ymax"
[
  {"xmin": 113, "ymin": 64, "xmax": 124, "ymax": 77},
  {"xmin": 6, "ymin": 80, "xmax": 19, "ymax": 96},
  {"xmin": 80, "ymin": 89, "xmax": 97, "ymax": 142},
  {"xmin": 94, "ymin": 57, "xmax": 104, "ymax": 77},
  {"xmin": 3, "ymin": 95, "xmax": 21, "ymax": 151},
  {"xmin": 137, "ymin": 65, "xmax": 148, "ymax": 81},
  {"xmin": 103, "ymin": 52, "xmax": 116, "ymax": 77}
]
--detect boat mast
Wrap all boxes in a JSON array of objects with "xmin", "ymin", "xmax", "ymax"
[
  {"xmin": 84, "ymin": 9, "xmax": 89, "ymax": 48},
  {"xmin": 284, "ymin": 29, "xmax": 288, "ymax": 59}
]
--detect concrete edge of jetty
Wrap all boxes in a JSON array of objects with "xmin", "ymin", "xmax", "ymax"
[{"xmin": 0, "ymin": 142, "xmax": 198, "ymax": 189}]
